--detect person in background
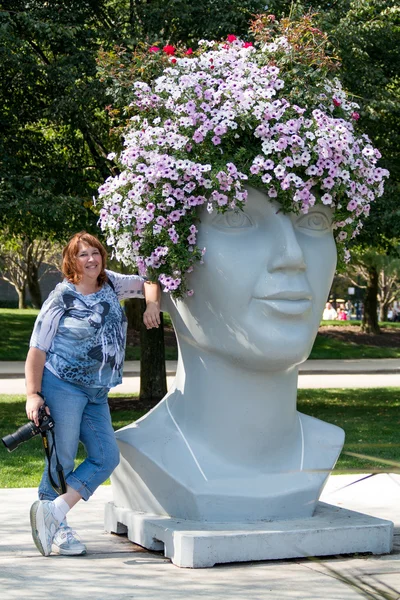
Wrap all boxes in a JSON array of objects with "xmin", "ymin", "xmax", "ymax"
[
  {"xmin": 322, "ymin": 301, "xmax": 337, "ymax": 320},
  {"xmin": 345, "ymin": 299, "xmax": 353, "ymax": 320},
  {"xmin": 25, "ymin": 231, "xmax": 161, "ymax": 557},
  {"xmin": 355, "ymin": 301, "xmax": 363, "ymax": 320},
  {"xmin": 337, "ymin": 304, "xmax": 348, "ymax": 320}
]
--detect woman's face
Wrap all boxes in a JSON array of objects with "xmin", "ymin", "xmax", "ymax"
[
  {"xmin": 76, "ymin": 242, "xmax": 103, "ymax": 282},
  {"xmin": 169, "ymin": 187, "xmax": 337, "ymax": 371}
]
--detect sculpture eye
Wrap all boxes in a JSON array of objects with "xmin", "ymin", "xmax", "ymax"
[
  {"xmin": 296, "ymin": 211, "xmax": 331, "ymax": 233},
  {"xmin": 214, "ymin": 210, "xmax": 253, "ymax": 230}
]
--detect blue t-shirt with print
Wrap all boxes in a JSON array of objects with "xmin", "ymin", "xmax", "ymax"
[{"xmin": 30, "ymin": 270, "xmax": 144, "ymax": 388}]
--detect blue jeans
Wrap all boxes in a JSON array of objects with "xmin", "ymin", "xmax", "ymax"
[{"xmin": 39, "ymin": 368, "xmax": 120, "ymax": 501}]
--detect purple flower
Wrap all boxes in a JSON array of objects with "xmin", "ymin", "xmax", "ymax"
[{"xmin": 193, "ymin": 130, "xmax": 204, "ymax": 143}]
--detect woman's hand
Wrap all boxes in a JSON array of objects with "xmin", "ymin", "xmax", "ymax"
[
  {"xmin": 143, "ymin": 301, "xmax": 161, "ymax": 329},
  {"xmin": 143, "ymin": 281, "xmax": 161, "ymax": 329},
  {"xmin": 25, "ymin": 347, "xmax": 48, "ymax": 426},
  {"xmin": 26, "ymin": 393, "xmax": 49, "ymax": 427}
]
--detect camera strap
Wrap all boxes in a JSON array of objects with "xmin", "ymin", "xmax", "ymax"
[{"xmin": 40, "ymin": 430, "xmax": 67, "ymax": 495}]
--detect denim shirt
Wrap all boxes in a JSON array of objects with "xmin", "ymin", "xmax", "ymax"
[{"xmin": 30, "ymin": 270, "xmax": 144, "ymax": 389}]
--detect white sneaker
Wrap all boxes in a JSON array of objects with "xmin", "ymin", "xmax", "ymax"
[
  {"xmin": 52, "ymin": 525, "xmax": 87, "ymax": 556},
  {"xmin": 30, "ymin": 500, "xmax": 60, "ymax": 556}
]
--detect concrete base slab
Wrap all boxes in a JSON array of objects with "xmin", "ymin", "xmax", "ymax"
[{"xmin": 104, "ymin": 501, "xmax": 394, "ymax": 568}]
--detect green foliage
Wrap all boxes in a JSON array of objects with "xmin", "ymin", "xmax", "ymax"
[
  {"xmin": 119, "ymin": 0, "xmax": 267, "ymax": 46},
  {"xmin": 322, "ymin": 0, "xmax": 400, "ymax": 248},
  {"xmin": 0, "ymin": 1, "xmax": 114, "ymax": 241}
]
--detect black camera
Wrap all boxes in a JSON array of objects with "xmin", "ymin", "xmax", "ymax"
[{"xmin": 2, "ymin": 406, "xmax": 55, "ymax": 452}]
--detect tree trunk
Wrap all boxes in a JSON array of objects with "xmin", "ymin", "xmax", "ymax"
[
  {"xmin": 16, "ymin": 286, "xmax": 26, "ymax": 309},
  {"xmin": 124, "ymin": 298, "xmax": 143, "ymax": 330},
  {"xmin": 139, "ymin": 306, "xmax": 167, "ymax": 405},
  {"xmin": 27, "ymin": 263, "xmax": 42, "ymax": 308},
  {"xmin": 361, "ymin": 266, "xmax": 380, "ymax": 334},
  {"xmin": 379, "ymin": 303, "xmax": 388, "ymax": 323}
]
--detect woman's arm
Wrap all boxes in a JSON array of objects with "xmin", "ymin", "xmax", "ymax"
[
  {"xmin": 25, "ymin": 347, "xmax": 47, "ymax": 426},
  {"xmin": 106, "ymin": 270, "xmax": 161, "ymax": 328},
  {"xmin": 143, "ymin": 281, "xmax": 161, "ymax": 329}
]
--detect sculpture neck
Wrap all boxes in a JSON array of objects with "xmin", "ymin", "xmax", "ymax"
[{"xmin": 167, "ymin": 339, "xmax": 301, "ymax": 470}]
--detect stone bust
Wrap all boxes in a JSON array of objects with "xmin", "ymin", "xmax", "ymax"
[{"xmin": 111, "ymin": 186, "xmax": 345, "ymax": 522}]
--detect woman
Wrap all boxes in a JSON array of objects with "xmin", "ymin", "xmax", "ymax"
[{"xmin": 26, "ymin": 231, "xmax": 160, "ymax": 557}]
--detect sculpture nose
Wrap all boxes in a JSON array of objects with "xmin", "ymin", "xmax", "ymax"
[{"xmin": 267, "ymin": 212, "xmax": 306, "ymax": 273}]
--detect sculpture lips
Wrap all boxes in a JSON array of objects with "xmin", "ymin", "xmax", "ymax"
[
  {"xmin": 254, "ymin": 292, "xmax": 312, "ymax": 316},
  {"xmin": 262, "ymin": 291, "xmax": 312, "ymax": 301}
]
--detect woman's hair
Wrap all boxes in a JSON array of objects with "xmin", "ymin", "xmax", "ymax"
[{"xmin": 62, "ymin": 231, "xmax": 108, "ymax": 286}]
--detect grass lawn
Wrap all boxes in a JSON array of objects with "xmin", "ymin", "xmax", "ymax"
[
  {"xmin": 1, "ymin": 389, "xmax": 399, "ymax": 488},
  {"xmin": 1, "ymin": 309, "xmax": 400, "ymax": 361},
  {"xmin": 0, "ymin": 309, "xmax": 38, "ymax": 360},
  {"xmin": 310, "ymin": 335, "xmax": 400, "ymax": 359}
]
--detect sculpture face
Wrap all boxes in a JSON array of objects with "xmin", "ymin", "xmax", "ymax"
[{"xmin": 169, "ymin": 186, "xmax": 336, "ymax": 370}]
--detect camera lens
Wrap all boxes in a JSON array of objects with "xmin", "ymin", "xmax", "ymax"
[{"xmin": 1, "ymin": 421, "xmax": 39, "ymax": 452}]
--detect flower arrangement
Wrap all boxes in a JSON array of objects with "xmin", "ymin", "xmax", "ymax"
[{"xmin": 97, "ymin": 15, "xmax": 389, "ymax": 297}]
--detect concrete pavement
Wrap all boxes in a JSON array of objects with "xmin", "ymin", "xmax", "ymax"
[
  {"xmin": 1, "ymin": 359, "xmax": 400, "ymax": 394},
  {"xmin": 0, "ymin": 474, "xmax": 399, "ymax": 599}
]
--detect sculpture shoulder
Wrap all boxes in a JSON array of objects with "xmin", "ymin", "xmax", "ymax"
[{"xmin": 298, "ymin": 411, "xmax": 345, "ymax": 469}]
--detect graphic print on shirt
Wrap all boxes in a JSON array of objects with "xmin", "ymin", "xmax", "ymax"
[
  {"xmin": 88, "ymin": 325, "xmax": 125, "ymax": 374},
  {"xmin": 57, "ymin": 289, "xmax": 127, "ymax": 384},
  {"xmin": 63, "ymin": 294, "xmax": 110, "ymax": 329},
  {"xmin": 30, "ymin": 271, "xmax": 144, "ymax": 388}
]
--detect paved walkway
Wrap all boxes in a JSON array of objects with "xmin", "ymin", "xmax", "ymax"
[
  {"xmin": 1, "ymin": 359, "xmax": 400, "ymax": 394},
  {"xmin": 0, "ymin": 474, "xmax": 399, "ymax": 599}
]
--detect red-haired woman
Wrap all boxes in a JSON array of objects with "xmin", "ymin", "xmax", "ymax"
[{"xmin": 25, "ymin": 231, "xmax": 160, "ymax": 557}]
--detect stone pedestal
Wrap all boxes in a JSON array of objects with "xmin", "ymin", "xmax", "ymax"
[{"xmin": 104, "ymin": 501, "xmax": 393, "ymax": 568}]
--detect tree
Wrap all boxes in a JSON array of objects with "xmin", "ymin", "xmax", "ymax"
[
  {"xmin": 108, "ymin": 0, "xmax": 267, "ymax": 46},
  {"xmin": 0, "ymin": 232, "xmax": 62, "ymax": 308},
  {"xmin": 341, "ymin": 247, "xmax": 400, "ymax": 331},
  {"xmin": 0, "ymin": 1, "xmax": 113, "ymax": 244},
  {"xmin": 378, "ymin": 258, "xmax": 400, "ymax": 322},
  {"xmin": 0, "ymin": 235, "xmax": 28, "ymax": 309}
]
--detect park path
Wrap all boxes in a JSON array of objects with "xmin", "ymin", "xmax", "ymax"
[{"xmin": 1, "ymin": 359, "xmax": 399, "ymax": 394}]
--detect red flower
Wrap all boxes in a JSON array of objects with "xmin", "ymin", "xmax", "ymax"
[
  {"xmin": 185, "ymin": 48, "xmax": 193, "ymax": 55},
  {"xmin": 171, "ymin": 58, "xmax": 177, "ymax": 64},
  {"xmin": 227, "ymin": 34, "xmax": 237, "ymax": 43},
  {"xmin": 243, "ymin": 42, "xmax": 253, "ymax": 48},
  {"xmin": 163, "ymin": 45, "xmax": 175, "ymax": 55},
  {"xmin": 333, "ymin": 98, "xmax": 341, "ymax": 107},
  {"xmin": 148, "ymin": 46, "xmax": 160, "ymax": 53},
  {"xmin": 351, "ymin": 112, "xmax": 360, "ymax": 121}
]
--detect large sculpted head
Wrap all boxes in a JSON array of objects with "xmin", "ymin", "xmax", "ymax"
[
  {"xmin": 164, "ymin": 186, "xmax": 336, "ymax": 369},
  {"xmin": 97, "ymin": 19, "xmax": 388, "ymax": 367}
]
